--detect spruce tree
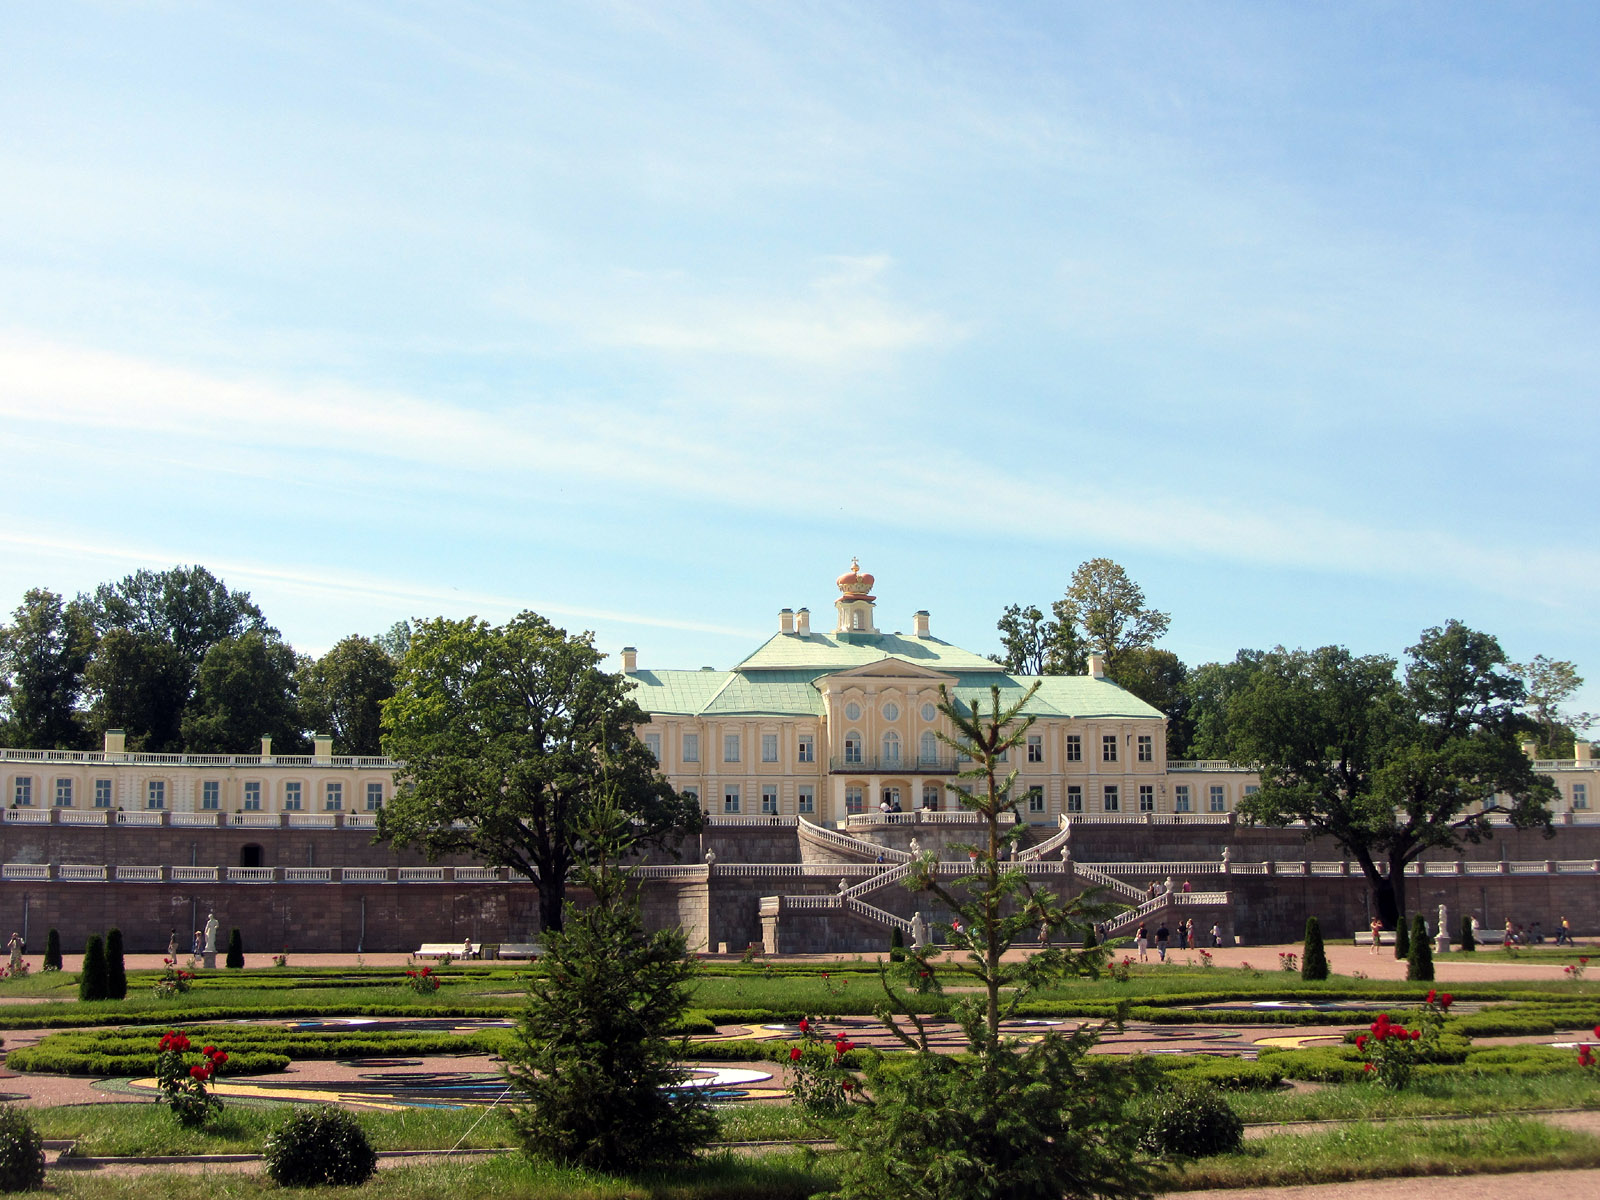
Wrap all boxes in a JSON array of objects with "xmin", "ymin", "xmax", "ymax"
[
  {"xmin": 104, "ymin": 928, "xmax": 127, "ymax": 999},
  {"xmin": 503, "ymin": 796, "xmax": 714, "ymax": 1171},
  {"xmin": 1407, "ymin": 914, "xmax": 1434, "ymax": 981},
  {"xmin": 78, "ymin": 935, "xmax": 107, "ymax": 1001},
  {"xmin": 42, "ymin": 930, "xmax": 61, "ymax": 972},
  {"xmin": 1460, "ymin": 914, "xmax": 1476, "ymax": 952},
  {"xmin": 1300, "ymin": 916, "xmax": 1329, "ymax": 981},
  {"xmin": 1393, "ymin": 914, "xmax": 1410, "ymax": 961},
  {"xmin": 226, "ymin": 929, "xmax": 245, "ymax": 968}
]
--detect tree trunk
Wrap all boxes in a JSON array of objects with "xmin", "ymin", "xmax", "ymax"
[
  {"xmin": 1387, "ymin": 851, "xmax": 1409, "ymax": 929},
  {"xmin": 1355, "ymin": 852, "xmax": 1399, "ymax": 930}
]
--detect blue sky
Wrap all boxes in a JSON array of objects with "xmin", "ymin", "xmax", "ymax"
[{"xmin": 1, "ymin": 2, "xmax": 1596, "ymax": 713}]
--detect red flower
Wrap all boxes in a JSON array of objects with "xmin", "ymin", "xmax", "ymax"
[
  {"xmin": 1355, "ymin": 1035, "xmax": 1367, "ymax": 1050},
  {"xmin": 1425, "ymin": 989, "xmax": 1436, "ymax": 1003},
  {"xmin": 202, "ymin": 1046, "xmax": 216, "ymax": 1056},
  {"xmin": 1439, "ymin": 993, "xmax": 1452, "ymax": 1007},
  {"xmin": 212, "ymin": 1051, "xmax": 228, "ymax": 1064},
  {"xmin": 1363, "ymin": 1063, "xmax": 1373, "ymax": 1072},
  {"xmin": 798, "ymin": 1018, "xmax": 809, "ymax": 1032},
  {"xmin": 790, "ymin": 1046, "xmax": 802, "ymax": 1061},
  {"xmin": 1410, "ymin": 1029, "xmax": 1421, "ymax": 1041},
  {"xmin": 841, "ymin": 1080, "xmax": 854, "ymax": 1091}
]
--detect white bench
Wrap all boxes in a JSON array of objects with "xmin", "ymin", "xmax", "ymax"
[
  {"xmin": 493, "ymin": 942, "xmax": 543, "ymax": 959},
  {"xmin": 416, "ymin": 943, "xmax": 476, "ymax": 959},
  {"xmin": 1352, "ymin": 932, "xmax": 1397, "ymax": 946}
]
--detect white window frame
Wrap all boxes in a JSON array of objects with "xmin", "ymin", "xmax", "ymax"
[
  {"xmin": 366, "ymin": 782, "xmax": 384, "ymax": 810},
  {"xmin": 1574, "ymin": 784, "xmax": 1589, "ymax": 811},
  {"xmin": 1065, "ymin": 735, "xmax": 1082, "ymax": 762},
  {"xmin": 644, "ymin": 732, "xmax": 662, "ymax": 762},
  {"xmin": 1101, "ymin": 735, "xmax": 1118, "ymax": 763},
  {"xmin": 94, "ymin": 778, "xmax": 112, "ymax": 808},
  {"xmin": 201, "ymin": 780, "xmax": 220, "ymax": 810},
  {"xmin": 1209, "ymin": 785, "xmax": 1226, "ymax": 813},
  {"xmin": 1027, "ymin": 735, "xmax": 1043, "ymax": 763},
  {"xmin": 283, "ymin": 781, "xmax": 302, "ymax": 811},
  {"xmin": 722, "ymin": 785, "xmax": 741, "ymax": 814},
  {"xmin": 681, "ymin": 733, "xmax": 700, "ymax": 763},
  {"xmin": 761, "ymin": 784, "xmax": 779, "ymax": 814},
  {"xmin": 325, "ymin": 781, "xmax": 343, "ymax": 811},
  {"xmin": 1027, "ymin": 786, "xmax": 1045, "ymax": 813},
  {"xmin": 54, "ymin": 777, "xmax": 73, "ymax": 807},
  {"xmin": 882, "ymin": 731, "xmax": 901, "ymax": 764},
  {"xmin": 797, "ymin": 786, "xmax": 815, "ymax": 814},
  {"xmin": 1174, "ymin": 785, "xmax": 1191, "ymax": 813},
  {"xmin": 13, "ymin": 776, "xmax": 32, "ymax": 807},
  {"xmin": 797, "ymin": 735, "xmax": 815, "ymax": 764},
  {"xmin": 761, "ymin": 733, "xmax": 779, "ymax": 763},
  {"xmin": 920, "ymin": 731, "xmax": 938, "ymax": 764},
  {"xmin": 844, "ymin": 733, "xmax": 863, "ymax": 764},
  {"xmin": 243, "ymin": 781, "xmax": 262, "ymax": 811},
  {"xmin": 146, "ymin": 780, "xmax": 166, "ymax": 810},
  {"xmin": 845, "ymin": 786, "xmax": 864, "ymax": 814},
  {"xmin": 1139, "ymin": 784, "xmax": 1155, "ymax": 812},
  {"xmin": 723, "ymin": 734, "xmax": 741, "ymax": 763},
  {"xmin": 1137, "ymin": 735, "xmax": 1153, "ymax": 763},
  {"xmin": 1066, "ymin": 786, "xmax": 1083, "ymax": 813}
]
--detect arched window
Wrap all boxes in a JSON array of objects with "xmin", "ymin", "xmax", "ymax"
[
  {"xmin": 882, "ymin": 731, "xmax": 901, "ymax": 764},
  {"xmin": 852, "ymin": 610, "xmax": 863, "ymax": 630},
  {"xmin": 844, "ymin": 733, "xmax": 863, "ymax": 764},
  {"xmin": 920, "ymin": 731, "xmax": 937, "ymax": 765}
]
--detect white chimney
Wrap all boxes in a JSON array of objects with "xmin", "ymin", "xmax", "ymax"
[
  {"xmin": 913, "ymin": 610, "xmax": 930, "ymax": 638},
  {"xmin": 796, "ymin": 607, "xmax": 811, "ymax": 635},
  {"xmin": 1576, "ymin": 741, "xmax": 1594, "ymax": 765},
  {"xmin": 313, "ymin": 734, "xmax": 333, "ymax": 762},
  {"xmin": 261, "ymin": 736, "xmax": 273, "ymax": 758},
  {"xmin": 103, "ymin": 729, "xmax": 126, "ymax": 757},
  {"xmin": 621, "ymin": 646, "xmax": 638, "ymax": 673},
  {"xmin": 779, "ymin": 608, "xmax": 794, "ymax": 634},
  {"xmin": 1086, "ymin": 654, "xmax": 1105, "ymax": 679}
]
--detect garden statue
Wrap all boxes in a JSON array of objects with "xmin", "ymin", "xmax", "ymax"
[
  {"xmin": 204, "ymin": 912, "xmax": 219, "ymax": 954},
  {"xmin": 910, "ymin": 912, "xmax": 928, "ymax": 951}
]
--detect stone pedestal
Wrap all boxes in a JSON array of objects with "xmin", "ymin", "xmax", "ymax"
[
  {"xmin": 202, "ymin": 952, "xmax": 216, "ymax": 969},
  {"xmin": 1434, "ymin": 932, "xmax": 1451, "ymax": 955}
]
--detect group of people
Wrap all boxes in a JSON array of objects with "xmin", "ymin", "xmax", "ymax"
[{"xmin": 1133, "ymin": 918, "xmax": 1220, "ymax": 961}]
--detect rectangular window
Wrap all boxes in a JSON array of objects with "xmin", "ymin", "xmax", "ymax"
[
  {"xmin": 761, "ymin": 784, "xmax": 779, "ymax": 814},
  {"xmin": 201, "ymin": 781, "xmax": 220, "ymax": 811},
  {"xmin": 723, "ymin": 733, "xmax": 740, "ymax": 763},
  {"xmin": 1066, "ymin": 785, "xmax": 1083, "ymax": 813},
  {"xmin": 761, "ymin": 733, "xmax": 779, "ymax": 763},
  {"xmin": 1575, "ymin": 784, "xmax": 1589, "ymax": 810},
  {"xmin": 283, "ymin": 782, "xmax": 302, "ymax": 811},
  {"xmin": 797, "ymin": 735, "xmax": 815, "ymax": 764},
  {"xmin": 1027, "ymin": 735, "xmax": 1043, "ymax": 763},
  {"xmin": 366, "ymin": 782, "xmax": 384, "ymax": 810},
  {"xmin": 722, "ymin": 785, "xmax": 740, "ymax": 814},
  {"xmin": 146, "ymin": 780, "xmax": 165, "ymax": 810},
  {"xmin": 54, "ymin": 778, "xmax": 73, "ymax": 807},
  {"xmin": 922, "ymin": 784, "xmax": 941, "ymax": 809},
  {"xmin": 681, "ymin": 733, "xmax": 699, "ymax": 763},
  {"xmin": 1209, "ymin": 785, "xmax": 1226, "ymax": 813},
  {"xmin": 1027, "ymin": 786, "xmax": 1045, "ymax": 813},
  {"xmin": 1103, "ymin": 784, "xmax": 1119, "ymax": 812},
  {"xmin": 1137, "ymin": 735, "xmax": 1153, "ymax": 763},
  {"xmin": 1065, "ymin": 735, "xmax": 1082, "ymax": 762},
  {"xmin": 244, "ymin": 781, "xmax": 262, "ymax": 811},
  {"xmin": 325, "ymin": 782, "xmax": 343, "ymax": 811},
  {"xmin": 1101, "ymin": 735, "xmax": 1118, "ymax": 763},
  {"xmin": 845, "ymin": 736, "xmax": 863, "ymax": 764},
  {"xmin": 682, "ymin": 786, "xmax": 699, "ymax": 806},
  {"xmin": 1243, "ymin": 785, "xmax": 1259, "ymax": 797},
  {"xmin": 13, "ymin": 777, "xmax": 32, "ymax": 807},
  {"xmin": 94, "ymin": 778, "xmax": 112, "ymax": 808},
  {"xmin": 798, "ymin": 786, "xmax": 815, "ymax": 814},
  {"xmin": 845, "ymin": 786, "xmax": 864, "ymax": 814},
  {"xmin": 1139, "ymin": 784, "xmax": 1155, "ymax": 812},
  {"xmin": 644, "ymin": 732, "xmax": 661, "ymax": 762},
  {"xmin": 1174, "ymin": 785, "xmax": 1190, "ymax": 813}
]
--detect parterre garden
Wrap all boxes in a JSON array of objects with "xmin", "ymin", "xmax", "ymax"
[{"xmin": 3, "ymin": 951, "xmax": 1600, "ymax": 1197}]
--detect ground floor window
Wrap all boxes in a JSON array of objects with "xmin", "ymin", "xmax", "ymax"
[
  {"xmin": 1174, "ymin": 785, "xmax": 1190, "ymax": 813},
  {"xmin": 1027, "ymin": 786, "xmax": 1045, "ymax": 813},
  {"xmin": 798, "ymin": 786, "xmax": 814, "ymax": 814},
  {"xmin": 1102, "ymin": 785, "xmax": 1119, "ymax": 813},
  {"xmin": 1139, "ymin": 785, "xmax": 1155, "ymax": 812},
  {"xmin": 723, "ymin": 785, "xmax": 741, "ymax": 814},
  {"xmin": 54, "ymin": 778, "xmax": 73, "ymax": 807},
  {"xmin": 1066, "ymin": 786, "xmax": 1083, "ymax": 813},
  {"xmin": 761, "ymin": 785, "xmax": 778, "ymax": 814},
  {"xmin": 845, "ymin": 786, "xmax": 864, "ymax": 814},
  {"xmin": 1209, "ymin": 785, "xmax": 1226, "ymax": 812}
]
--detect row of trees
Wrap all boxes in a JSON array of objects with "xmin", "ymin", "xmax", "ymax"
[
  {"xmin": 0, "ymin": 567, "xmax": 405, "ymax": 755},
  {"xmin": 995, "ymin": 558, "xmax": 1592, "ymax": 760}
]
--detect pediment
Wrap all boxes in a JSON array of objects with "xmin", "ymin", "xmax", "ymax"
[{"xmin": 819, "ymin": 657, "xmax": 960, "ymax": 686}]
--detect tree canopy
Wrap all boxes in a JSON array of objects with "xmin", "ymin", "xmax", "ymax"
[
  {"xmin": 1509, "ymin": 655, "xmax": 1592, "ymax": 757},
  {"xmin": 181, "ymin": 631, "xmax": 307, "ymax": 754},
  {"xmin": 1218, "ymin": 621, "xmax": 1557, "ymax": 927},
  {"xmin": 297, "ymin": 635, "xmax": 397, "ymax": 756},
  {"xmin": 378, "ymin": 612, "xmax": 701, "ymax": 934},
  {"xmin": 0, "ymin": 589, "xmax": 93, "ymax": 749}
]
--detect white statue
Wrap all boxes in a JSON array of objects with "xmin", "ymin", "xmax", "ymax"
[
  {"xmin": 1221, "ymin": 846, "xmax": 1232, "ymax": 865},
  {"xmin": 1438, "ymin": 903, "xmax": 1449, "ymax": 932},
  {"xmin": 704, "ymin": 849, "xmax": 716, "ymax": 866},
  {"xmin": 910, "ymin": 912, "xmax": 928, "ymax": 951},
  {"xmin": 837, "ymin": 875, "xmax": 849, "ymax": 894},
  {"xmin": 1163, "ymin": 875, "xmax": 1175, "ymax": 895},
  {"xmin": 204, "ymin": 912, "xmax": 219, "ymax": 954},
  {"xmin": 908, "ymin": 837, "xmax": 921, "ymax": 856}
]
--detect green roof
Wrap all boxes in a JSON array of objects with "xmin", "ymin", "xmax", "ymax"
[
  {"xmin": 949, "ymin": 674, "xmax": 1164, "ymax": 721},
  {"xmin": 736, "ymin": 631, "xmax": 1001, "ymax": 673}
]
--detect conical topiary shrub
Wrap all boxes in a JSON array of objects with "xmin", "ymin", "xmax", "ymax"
[
  {"xmin": 226, "ymin": 929, "xmax": 245, "ymax": 969},
  {"xmin": 1460, "ymin": 914, "xmax": 1476, "ymax": 953},
  {"xmin": 78, "ymin": 935, "xmax": 107, "ymax": 1002},
  {"xmin": 42, "ymin": 930, "xmax": 61, "ymax": 972},
  {"xmin": 104, "ymin": 928, "xmax": 127, "ymax": 1000},
  {"xmin": 1300, "ymin": 916, "xmax": 1329, "ymax": 981},
  {"xmin": 1407, "ymin": 914, "xmax": 1434, "ymax": 981},
  {"xmin": 1393, "ymin": 915, "xmax": 1410, "ymax": 961},
  {"xmin": 889, "ymin": 926, "xmax": 904, "ymax": 962}
]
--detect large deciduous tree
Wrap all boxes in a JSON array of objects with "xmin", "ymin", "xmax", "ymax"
[
  {"xmin": 1108, "ymin": 647, "xmax": 1193, "ymax": 758},
  {"xmin": 1061, "ymin": 557, "xmax": 1170, "ymax": 673},
  {"xmin": 1222, "ymin": 622, "xmax": 1556, "ymax": 929},
  {"xmin": 990, "ymin": 604, "xmax": 1083, "ymax": 676},
  {"xmin": 378, "ymin": 612, "xmax": 700, "ymax": 934},
  {"xmin": 80, "ymin": 566, "xmax": 273, "ymax": 750},
  {"xmin": 181, "ymin": 631, "xmax": 307, "ymax": 754},
  {"xmin": 0, "ymin": 589, "xmax": 93, "ymax": 749},
  {"xmin": 1509, "ymin": 655, "xmax": 1592, "ymax": 757},
  {"xmin": 297, "ymin": 635, "xmax": 397, "ymax": 756}
]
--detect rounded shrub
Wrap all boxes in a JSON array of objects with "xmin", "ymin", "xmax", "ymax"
[
  {"xmin": 0, "ymin": 1105, "xmax": 45, "ymax": 1191},
  {"xmin": 41, "ymin": 931, "xmax": 60, "ymax": 973},
  {"xmin": 104, "ymin": 929, "xmax": 127, "ymax": 1000},
  {"xmin": 263, "ymin": 1106, "xmax": 378, "ymax": 1187},
  {"xmin": 226, "ymin": 929, "xmax": 244, "ymax": 969},
  {"xmin": 1137, "ymin": 1081, "xmax": 1244, "ymax": 1157}
]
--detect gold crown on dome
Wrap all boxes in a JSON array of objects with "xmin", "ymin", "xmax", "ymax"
[{"xmin": 836, "ymin": 557, "xmax": 875, "ymax": 597}]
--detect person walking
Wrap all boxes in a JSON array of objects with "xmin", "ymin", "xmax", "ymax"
[
  {"xmin": 1156, "ymin": 923, "xmax": 1170, "ymax": 962},
  {"xmin": 167, "ymin": 929, "xmax": 178, "ymax": 960},
  {"xmin": 1369, "ymin": 916, "xmax": 1383, "ymax": 955},
  {"xmin": 6, "ymin": 932, "xmax": 22, "ymax": 975},
  {"xmin": 1210, "ymin": 923, "xmax": 1221, "ymax": 948},
  {"xmin": 1136, "ymin": 923, "xmax": 1149, "ymax": 962}
]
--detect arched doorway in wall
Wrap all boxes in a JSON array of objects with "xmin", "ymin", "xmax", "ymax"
[{"xmin": 239, "ymin": 844, "xmax": 264, "ymax": 868}]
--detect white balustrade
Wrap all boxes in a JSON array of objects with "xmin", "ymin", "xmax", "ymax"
[
  {"xmin": 398, "ymin": 867, "xmax": 445, "ymax": 882},
  {"xmin": 58, "ymin": 863, "xmax": 106, "ymax": 881},
  {"xmin": 171, "ymin": 812, "xmax": 220, "ymax": 828},
  {"xmin": 283, "ymin": 867, "xmax": 333, "ymax": 882},
  {"xmin": 115, "ymin": 865, "xmax": 163, "ymax": 881},
  {"xmin": 227, "ymin": 867, "xmax": 277, "ymax": 883},
  {"xmin": 1, "ymin": 863, "xmax": 49, "ymax": 880}
]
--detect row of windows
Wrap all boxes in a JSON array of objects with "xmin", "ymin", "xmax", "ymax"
[
  {"xmin": 645, "ymin": 728, "xmax": 1159, "ymax": 768},
  {"xmin": 9, "ymin": 776, "xmax": 385, "ymax": 812},
  {"xmin": 681, "ymin": 784, "xmax": 817, "ymax": 816},
  {"xmin": 645, "ymin": 732, "xmax": 817, "ymax": 765}
]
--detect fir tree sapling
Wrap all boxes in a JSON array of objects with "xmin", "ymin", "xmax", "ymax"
[
  {"xmin": 828, "ymin": 684, "xmax": 1160, "ymax": 1200},
  {"xmin": 1393, "ymin": 915, "xmax": 1410, "ymax": 961},
  {"xmin": 502, "ymin": 795, "xmax": 714, "ymax": 1172},
  {"xmin": 104, "ymin": 928, "xmax": 127, "ymax": 1000}
]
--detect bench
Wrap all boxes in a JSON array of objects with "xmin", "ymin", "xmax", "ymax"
[
  {"xmin": 1352, "ymin": 932, "xmax": 1397, "ymax": 946},
  {"xmin": 416, "ymin": 943, "xmax": 477, "ymax": 959},
  {"xmin": 492, "ymin": 942, "xmax": 543, "ymax": 959}
]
